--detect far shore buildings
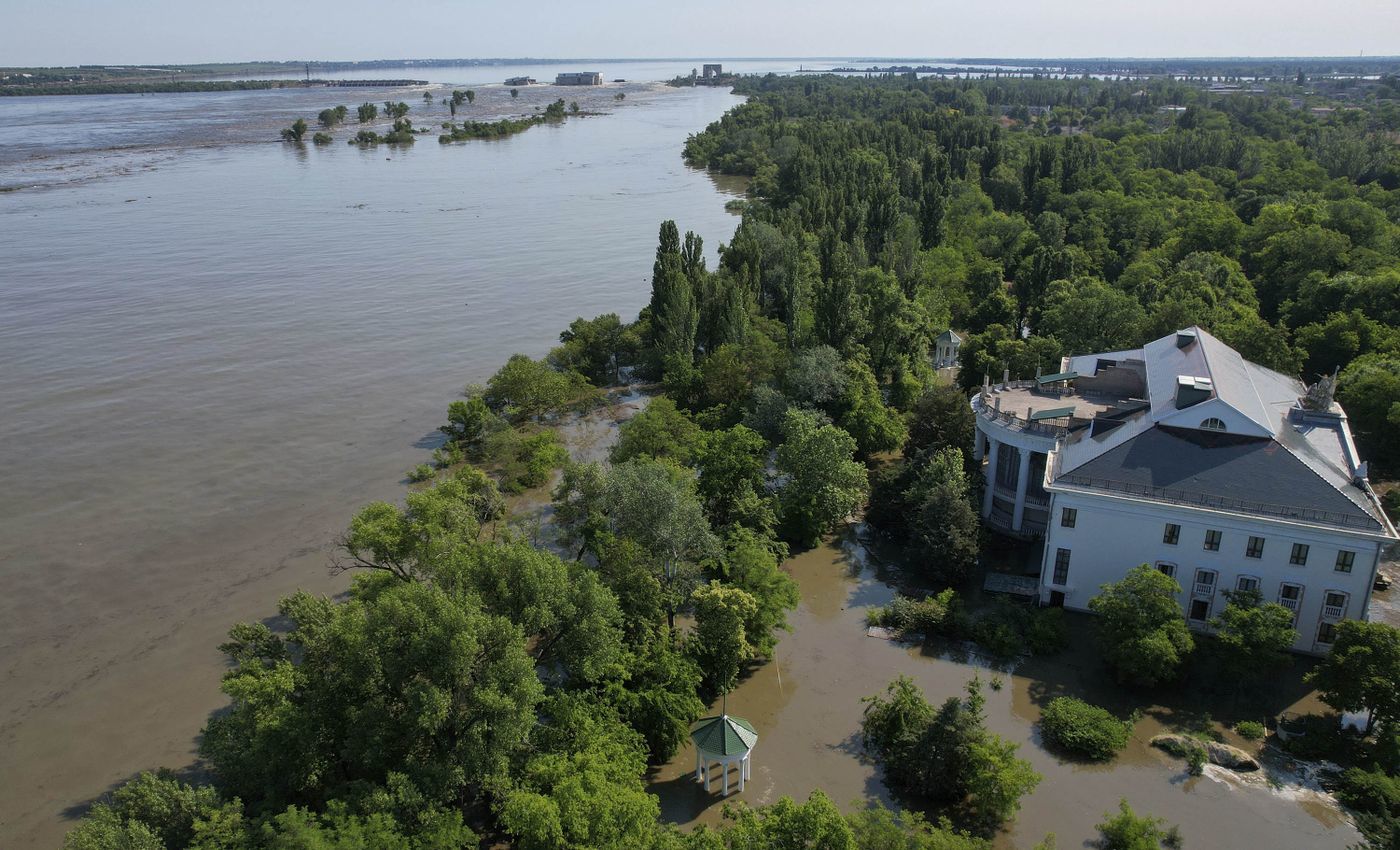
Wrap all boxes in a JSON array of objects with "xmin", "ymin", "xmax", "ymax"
[
  {"xmin": 555, "ymin": 72, "xmax": 603, "ymax": 86},
  {"xmin": 971, "ymin": 327, "xmax": 1398, "ymax": 654},
  {"xmin": 504, "ymin": 76, "xmax": 536, "ymax": 86}
]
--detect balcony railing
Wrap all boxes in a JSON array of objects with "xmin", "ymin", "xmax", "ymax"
[
  {"xmin": 974, "ymin": 401, "xmax": 1069, "ymax": 438},
  {"xmin": 1193, "ymin": 582, "xmax": 1216, "ymax": 598},
  {"xmin": 1322, "ymin": 603, "xmax": 1346, "ymax": 620},
  {"xmin": 1279, "ymin": 596, "xmax": 1301, "ymax": 612}
]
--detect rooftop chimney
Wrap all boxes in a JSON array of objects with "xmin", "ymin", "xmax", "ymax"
[{"xmin": 1176, "ymin": 329, "xmax": 1197, "ymax": 349}]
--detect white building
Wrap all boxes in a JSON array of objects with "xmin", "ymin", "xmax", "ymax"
[
  {"xmin": 934, "ymin": 329, "xmax": 963, "ymax": 368},
  {"xmin": 971, "ymin": 327, "xmax": 1397, "ymax": 654}
]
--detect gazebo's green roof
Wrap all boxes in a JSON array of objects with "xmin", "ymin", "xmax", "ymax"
[{"xmin": 690, "ymin": 714, "xmax": 758, "ymax": 756}]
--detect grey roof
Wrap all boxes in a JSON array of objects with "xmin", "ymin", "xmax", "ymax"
[
  {"xmin": 936, "ymin": 329, "xmax": 963, "ymax": 344},
  {"xmin": 1058, "ymin": 426, "xmax": 1383, "ymax": 532},
  {"xmin": 1051, "ymin": 327, "xmax": 1394, "ymax": 534}
]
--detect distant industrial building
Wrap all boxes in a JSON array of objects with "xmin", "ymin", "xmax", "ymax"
[
  {"xmin": 555, "ymin": 72, "xmax": 602, "ymax": 86},
  {"xmin": 702, "ymin": 64, "xmax": 723, "ymax": 78},
  {"xmin": 504, "ymin": 76, "xmax": 536, "ymax": 86}
]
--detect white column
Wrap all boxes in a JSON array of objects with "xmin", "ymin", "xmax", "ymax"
[
  {"xmin": 982, "ymin": 438, "xmax": 1000, "ymax": 518},
  {"xmin": 696, "ymin": 751, "xmax": 702, "ymax": 782},
  {"xmin": 972, "ymin": 427, "xmax": 984, "ymax": 462},
  {"xmin": 739, "ymin": 758, "xmax": 745, "ymax": 792},
  {"xmin": 722, "ymin": 761, "xmax": 729, "ymax": 795},
  {"xmin": 703, "ymin": 760, "xmax": 710, "ymax": 792},
  {"xmin": 1012, "ymin": 448, "xmax": 1032, "ymax": 531}
]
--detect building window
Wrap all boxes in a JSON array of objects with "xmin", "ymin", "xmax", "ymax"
[
  {"xmin": 1336, "ymin": 550, "xmax": 1355, "ymax": 573},
  {"xmin": 1052, "ymin": 549, "xmax": 1071, "ymax": 585},
  {"xmin": 1278, "ymin": 583, "xmax": 1303, "ymax": 615},
  {"xmin": 1060, "ymin": 507, "xmax": 1077, "ymax": 528},
  {"xmin": 1156, "ymin": 561, "xmax": 1176, "ymax": 579},
  {"xmin": 1323, "ymin": 592, "xmax": 1348, "ymax": 620},
  {"xmin": 1316, "ymin": 621, "xmax": 1337, "ymax": 645},
  {"xmin": 1163, "ymin": 523, "xmax": 1180, "ymax": 545},
  {"xmin": 1236, "ymin": 575, "xmax": 1260, "ymax": 594},
  {"xmin": 1189, "ymin": 598, "xmax": 1211, "ymax": 622},
  {"xmin": 1204, "ymin": 529, "xmax": 1222, "ymax": 551},
  {"xmin": 1245, "ymin": 536, "xmax": 1265, "ymax": 559},
  {"xmin": 1193, "ymin": 568, "xmax": 1217, "ymax": 596},
  {"xmin": 1290, "ymin": 543, "xmax": 1310, "ymax": 566},
  {"xmin": 1200, "ymin": 417, "xmax": 1227, "ymax": 431}
]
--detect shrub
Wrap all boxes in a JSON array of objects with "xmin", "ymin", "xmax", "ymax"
[
  {"xmin": 1337, "ymin": 767, "xmax": 1400, "ymax": 815},
  {"xmin": 870, "ymin": 590, "xmax": 956, "ymax": 636},
  {"xmin": 1024, "ymin": 607, "xmax": 1069, "ymax": 655},
  {"xmin": 312, "ymin": 132, "xmax": 332, "ymax": 144},
  {"xmin": 1186, "ymin": 745, "xmax": 1207, "ymax": 776},
  {"xmin": 407, "ymin": 463, "xmax": 435, "ymax": 482},
  {"xmin": 1234, "ymin": 720, "xmax": 1266, "ymax": 741},
  {"xmin": 1039, "ymin": 697, "xmax": 1133, "ymax": 760}
]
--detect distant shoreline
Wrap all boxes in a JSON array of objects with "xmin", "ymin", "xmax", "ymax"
[{"xmin": 0, "ymin": 78, "xmax": 430, "ymax": 97}]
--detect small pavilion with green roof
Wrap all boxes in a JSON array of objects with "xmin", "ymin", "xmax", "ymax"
[{"xmin": 690, "ymin": 712, "xmax": 758, "ymax": 795}]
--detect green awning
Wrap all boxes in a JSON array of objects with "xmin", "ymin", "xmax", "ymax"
[
  {"xmin": 1030, "ymin": 406, "xmax": 1075, "ymax": 421},
  {"xmin": 1036, "ymin": 371, "xmax": 1079, "ymax": 385}
]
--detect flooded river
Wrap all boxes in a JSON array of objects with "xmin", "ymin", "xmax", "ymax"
[{"xmin": 0, "ymin": 66, "xmax": 749, "ymax": 848}]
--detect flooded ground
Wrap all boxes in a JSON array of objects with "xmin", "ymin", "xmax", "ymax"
[{"xmin": 651, "ymin": 531, "xmax": 1362, "ymax": 848}]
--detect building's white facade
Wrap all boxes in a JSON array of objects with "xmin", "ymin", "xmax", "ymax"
[{"xmin": 972, "ymin": 327, "xmax": 1397, "ymax": 655}]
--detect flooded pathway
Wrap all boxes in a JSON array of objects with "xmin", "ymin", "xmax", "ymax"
[{"xmin": 651, "ymin": 532, "xmax": 1362, "ymax": 848}]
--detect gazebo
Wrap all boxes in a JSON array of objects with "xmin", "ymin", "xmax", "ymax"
[{"xmin": 689, "ymin": 712, "xmax": 758, "ymax": 795}]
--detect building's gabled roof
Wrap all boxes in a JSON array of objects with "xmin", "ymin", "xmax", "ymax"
[
  {"xmin": 936, "ymin": 329, "xmax": 963, "ymax": 344},
  {"xmin": 690, "ymin": 714, "xmax": 758, "ymax": 757},
  {"xmin": 1050, "ymin": 327, "xmax": 1394, "ymax": 535},
  {"xmin": 1059, "ymin": 426, "xmax": 1384, "ymax": 532}
]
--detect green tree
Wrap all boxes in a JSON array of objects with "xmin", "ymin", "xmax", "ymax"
[
  {"xmin": 1036, "ymin": 277, "xmax": 1145, "ymax": 354},
  {"xmin": 511, "ymin": 88, "xmax": 519, "ymax": 99},
  {"xmin": 905, "ymin": 383, "xmax": 977, "ymax": 467},
  {"xmin": 902, "ymin": 448, "xmax": 980, "ymax": 585},
  {"xmin": 689, "ymin": 580, "xmax": 759, "ymax": 694},
  {"xmin": 1087, "ymin": 565, "xmax": 1195, "ymax": 687},
  {"xmin": 465, "ymin": 89, "xmax": 475, "ymax": 104},
  {"xmin": 1094, "ymin": 800, "xmax": 1180, "ymax": 850},
  {"xmin": 710, "ymin": 528, "xmax": 798, "ymax": 658},
  {"xmin": 200, "ymin": 580, "xmax": 543, "ymax": 814},
  {"xmin": 1209, "ymin": 589, "xmax": 1297, "ymax": 686},
  {"xmin": 1307, "ymin": 619, "xmax": 1400, "ymax": 734},
  {"xmin": 280, "ymin": 118, "xmax": 307, "ymax": 142},
  {"xmin": 775, "ymin": 409, "xmax": 869, "ymax": 545},
  {"xmin": 649, "ymin": 221, "xmax": 700, "ymax": 366},
  {"xmin": 1338, "ymin": 354, "xmax": 1400, "ymax": 474},
  {"xmin": 605, "ymin": 458, "xmax": 720, "ymax": 629},
  {"xmin": 357, "ymin": 102, "xmax": 378, "ymax": 123},
  {"xmin": 484, "ymin": 354, "xmax": 582, "ymax": 421},
  {"xmin": 784, "ymin": 345, "xmax": 848, "ymax": 408},
  {"xmin": 439, "ymin": 395, "xmax": 500, "ymax": 451},
  {"xmin": 610, "ymin": 396, "xmax": 704, "ymax": 464},
  {"xmin": 694, "ymin": 424, "xmax": 775, "ymax": 533}
]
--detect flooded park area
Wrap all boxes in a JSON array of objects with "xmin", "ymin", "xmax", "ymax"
[{"xmin": 647, "ymin": 530, "xmax": 1363, "ymax": 848}]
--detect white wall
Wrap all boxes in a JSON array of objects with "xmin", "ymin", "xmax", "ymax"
[{"xmin": 1038, "ymin": 488, "xmax": 1383, "ymax": 654}]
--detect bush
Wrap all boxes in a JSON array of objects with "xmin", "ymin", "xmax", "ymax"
[
  {"xmin": 1234, "ymin": 720, "xmax": 1266, "ymax": 741},
  {"xmin": 407, "ymin": 463, "xmax": 435, "ymax": 482},
  {"xmin": 1024, "ymin": 607, "xmax": 1069, "ymax": 655},
  {"xmin": 870, "ymin": 590, "xmax": 956, "ymax": 636},
  {"xmin": 1039, "ymin": 697, "xmax": 1133, "ymax": 761},
  {"xmin": 1186, "ymin": 745, "xmax": 1207, "ymax": 776},
  {"xmin": 1337, "ymin": 767, "xmax": 1400, "ymax": 815}
]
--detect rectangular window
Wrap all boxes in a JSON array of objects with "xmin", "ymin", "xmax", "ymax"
[
  {"xmin": 1204, "ymin": 529, "xmax": 1222, "ymax": 551},
  {"xmin": 1060, "ymin": 507, "xmax": 1077, "ymax": 528},
  {"xmin": 1290, "ymin": 543, "xmax": 1310, "ymax": 566},
  {"xmin": 1193, "ymin": 569, "xmax": 1217, "ymax": 597},
  {"xmin": 1278, "ymin": 583, "xmax": 1303, "ymax": 615},
  {"xmin": 1156, "ymin": 561, "xmax": 1176, "ymax": 579},
  {"xmin": 1323, "ymin": 592, "xmax": 1348, "ymax": 620},
  {"xmin": 1163, "ymin": 523, "xmax": 1180, "ymax": 545},
  {"xmin": 1189, "ymin": 598, "xmax": 1211, "ymax": 622},
  {"xmin": 1052, "ymin": 548, "xmax": 1071, "ymax": 585},
  {"xmin": 1336, "ymin": 550, "xmax": 1355, "ymax": 573},
  {"xmin": 1245, "ymin": 536, "xmax": 1265, "ymax": 559},
  {"xmin": 1236, "ymin": 576, "xmax": 1260, "ymax": 594},
  {"xmin": 1317, "ymin": 621, "xmax": 1337, "ymax": 645}
]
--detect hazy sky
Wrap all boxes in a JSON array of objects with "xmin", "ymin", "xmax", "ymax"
[{"xmin": 4, "ymin": 0, "xmax": 1398, "ymax": 66}]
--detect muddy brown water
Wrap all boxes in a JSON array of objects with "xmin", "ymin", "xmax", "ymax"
[{"xmin": 651, "ymin": 533, "xmax": 1362, "ymax": 848}]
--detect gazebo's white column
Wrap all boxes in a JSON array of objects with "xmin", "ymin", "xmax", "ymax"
[
  {"xmin": 722, "ymin": 761, "xmax": 729, "ymax": 795},
  {"xmin": 696, "ymin": 751, "xmax": 703, "ymax": 783},
  {"xmin": 738, "ymin": 757, "xmax": 745, "ymax": 791},
  {"xmin": 981, "ymin": 438, "xmax": 1000, "ymax": 518},
  {"xmin": 1011, "ymin": 448, "xmax": 1032, "ymax": 531}
]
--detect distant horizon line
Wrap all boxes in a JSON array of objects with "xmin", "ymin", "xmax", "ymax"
[{"xmin": 8, "ymin": 54, "xmax": 1400, "ymax": 71}]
